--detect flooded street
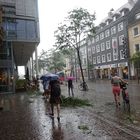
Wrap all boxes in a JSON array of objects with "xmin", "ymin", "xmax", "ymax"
[{"xmin": 0, "ymin": 80, "xmax": 140, "ymax": 140}]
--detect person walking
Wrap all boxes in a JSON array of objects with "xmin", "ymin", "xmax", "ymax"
[
  {"xmin": 42, "ymin": 80, "xmax": 50, "ymax": 100},
  {"xmin": 68, "ymin": 79, "xmax": 74, "ymax": 97},
  {"xmin": 111, "ymin": 73, "xmax": 127, "ymax": 108},
  {"xmin": 49, "ymin": 80, "xmax": 61, "ymax": 122}
]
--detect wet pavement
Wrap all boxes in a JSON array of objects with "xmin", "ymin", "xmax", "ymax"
[{"xmin": 0, "ymin": 80, "xmax": 140, "ymax": 140}]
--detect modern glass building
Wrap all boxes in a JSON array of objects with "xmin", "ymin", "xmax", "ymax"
[{"xmin": 0, "ymin": 0, "xmax": 40, "ymax": 93}]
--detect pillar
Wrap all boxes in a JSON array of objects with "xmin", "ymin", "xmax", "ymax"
[{"xmin": 35, "ymin": 46, "xmax": 39, "ymax": 78}]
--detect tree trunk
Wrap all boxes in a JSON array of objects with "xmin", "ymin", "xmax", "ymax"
[{"xmin": 77, "ymin": 49, "xmax": 85, "ymax": 83}]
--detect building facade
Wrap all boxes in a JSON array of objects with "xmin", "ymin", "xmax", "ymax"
[
  {"xmin": 0, "ymin": 0, "xmax": 40, "ymax": 93},
  {"xmin": 128, "ymin": 0, "xmax": 140, "ymax": 79},
  {"xmin": 87, "ymin": 0, "xmax": 136, "ymax": 80}
]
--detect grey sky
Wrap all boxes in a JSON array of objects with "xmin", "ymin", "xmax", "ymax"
[{"xmin": 38, "ymin": 0, "xmax": 128, "ymax": 54}]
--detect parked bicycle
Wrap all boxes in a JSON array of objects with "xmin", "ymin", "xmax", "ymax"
[
  {"xmin": 78, "ymin": 81, "xmax": 88, "ymax": 91},
  {"xmin": 120, "ymin": 82, "xmax": 130, "ymax": 113}
]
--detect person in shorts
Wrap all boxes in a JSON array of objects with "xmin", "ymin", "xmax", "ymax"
[{"xmin": 111, "ymin": 73, "xmax": 127, "ymax": 108}]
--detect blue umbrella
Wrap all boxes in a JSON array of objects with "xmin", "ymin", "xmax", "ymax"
[{"xmin": 40, "ymin": 73, "xmax": 59, "ymax": 81}]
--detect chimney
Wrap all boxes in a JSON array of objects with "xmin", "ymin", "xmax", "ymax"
[{"xmin": 108, "ymin": 8, "xmax": 114, "ymax": 17}]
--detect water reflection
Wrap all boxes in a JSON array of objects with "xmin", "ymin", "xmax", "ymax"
[{"xmin": 51, "ymin": 118, "xmax": 64, "ymax": 140}]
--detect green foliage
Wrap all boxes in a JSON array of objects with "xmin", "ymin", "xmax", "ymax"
[
  {"xmin": 61, "ymin": 95, "xmax": 92, "ymax": 107},
  {"xmin": 55, "ymin": 8, "xmax": 96, "ymax": 50},
  {"xmin": 78, "ymin": 125, "xmax": 89, "ymax": 131},
  {"xmin": 37, "ymin": 49, "xmax": 66, "ymax": 73},
  {"xmin": 16, "ymin": 79, "xmax": 26, "ymax": 88},
  {"xmin": 54, "ymin": 8, "xmax": 96, "ymax": 84},
  {"xmin": 131, "ymin": 52, "xmax": 140, "ymax": 68}
]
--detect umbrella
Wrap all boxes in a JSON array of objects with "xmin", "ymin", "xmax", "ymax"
[
  {"xmin": 66, "ymin": 76, "xmax": 76, "ymax": 80},
  {"xmin": 40, "ymin": 73, "xmax": 59, "ymax": 81}
]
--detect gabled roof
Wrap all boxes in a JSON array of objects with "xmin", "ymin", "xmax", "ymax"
[{"xmin": 100, "ymin": 1, "xmax": 136, "ymax": 24}]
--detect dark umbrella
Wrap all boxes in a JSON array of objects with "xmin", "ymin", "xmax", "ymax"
[{"xmin": 40, "ymin": 73, "xmax": 59, "ymax": 81}]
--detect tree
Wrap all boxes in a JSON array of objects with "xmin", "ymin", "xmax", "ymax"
[
  {"xmin": 131, "ymin": 52, "xmax": 140, "ymax": 83},
  {"xmin": 54, "ymin": 8, "xmax": 96, "ymax": 90},
  {"xmin": 36, "ymin": 49, "xmax": 66, "ymax": 74}
]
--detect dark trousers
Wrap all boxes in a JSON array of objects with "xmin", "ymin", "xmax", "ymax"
[{"xmin": 68, "ymin": 86, "xmax": 74, "ymax": 97}]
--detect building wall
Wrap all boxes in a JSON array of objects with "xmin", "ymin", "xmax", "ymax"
[
  {"xmin": 0, "ymin": 0, "xmax": 40, "ymax": 93},
  {"xmin": 128, "ymin": 23, "xmax": 140, "ymax": 57}
]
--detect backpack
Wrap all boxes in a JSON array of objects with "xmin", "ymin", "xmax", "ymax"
[{"xmin": 52, "ymin": 83, "xmax": 61, "ymax": 97}]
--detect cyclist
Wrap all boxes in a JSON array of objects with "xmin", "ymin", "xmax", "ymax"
[{"xmin": 111, "ymin": 73, "xmax": 127, "ymax": 108}]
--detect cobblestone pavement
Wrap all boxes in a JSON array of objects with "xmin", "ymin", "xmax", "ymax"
[{"xmin": 0, "ymin": 80, "xmax": 139, "ymax": 140}]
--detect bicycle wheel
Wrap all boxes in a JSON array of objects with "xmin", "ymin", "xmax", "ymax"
[
  {"xmin": 78, "ymin": 84, "xmax": 83, "ymax": 91},
  {"xmin": 83, "ymin": 82, "xmax": 88, "ymax": 91}
]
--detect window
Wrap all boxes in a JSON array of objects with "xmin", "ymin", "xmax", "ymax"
[
  {"xmin": 88, "ymin": 48, "xmax": 91, "ymax": 56},
  {"xmin": 120, "ymin": 50, "xmax": 125, "ymax": 59},
  {"xmin": 133, "ymin": 27, "xmax": 139, "ymax": 36},
  {"xmin": 96, "ymin": 45, "xmax": 100, "ymax": 52},
  {"xmin": 83, "ymin": 58, "xmax": 87, "ymax": 65},
  {"xmin": 135, "ymin": 44, "xmax": 140, "ymax": 52},
  {"xmin": 107, "ymin": 53, "xmax": 111, "ymax": 62},
  {"xmin": 118, "ymin": 22, "xmax": 123, "ymax": 32},
  {"xmin": 111, "ymin": 26, "xmax": 116, "ymax": 35},
  {"xmin": 136, "ymin": 13, "xmax": 140, "ymax": 20},
  {"xmin": 119, "ymin": 35, "xmax": 124, "ymax": 45},
  {"xmin": 113, "ymin": 52, "xmax": 118, "ymax": 60},
  {"xmin": 102, "ymin": 55, "xmax": 106, "ymax": 63},
  {"xmin": 100, "ymin": 32, "xmax": 104, "ymax": 40},
  {"xmin": 106, "ymin": 41, "xmax": 110, "ymax": 49},
  {"xmin": 92, "ymin": 46, "xmax": 96, "ymax": 54},
  {"xmin": 113, "ymin": 16, "xmax": 116, "ymax": 21},
  {"xmin": 93, "ymin": 57, "xmax": 96, "ymax": 64},
  {"xmin": 95, "ymin": 35, "xmax": 99, "ymax": 42},
  {"xmin": 101, "ymin": 43, "xmax": 105, "ymax": 51},
  {"xmin": 97, "ymin": 56, "xmax": 101, "ymax": 63},
  {"xmin": 112, "ymin": 37, "xmax": 118, "ymax": 61},
  {"xmin": 87, "ymin": 40, "xmax": 91, "ymax": 45},
  {"xmin": 105, "ymin": 29, "xmax": 110, "ymax": 37}
]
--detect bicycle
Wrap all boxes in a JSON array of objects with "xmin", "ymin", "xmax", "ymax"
[
  {"xmin": 78, "ymin": 81, "xmax": 88, "ymax": 91},
  {"xmin": 120, "ymin": 82, "xmax": 130, "ymax": 113}
]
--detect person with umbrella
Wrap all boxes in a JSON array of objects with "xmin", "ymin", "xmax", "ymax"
[
  {"xmin": 40, "ymin": 73, "xmax": 61, "ymax": 121},
  {"xmin": 49, "ymin": 79, "xmax": 61, "ymax": 122}
]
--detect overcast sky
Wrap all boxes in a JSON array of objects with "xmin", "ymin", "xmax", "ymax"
[
  {"xmin": 37, "ymin": 0, "xmax": 128, "ymax": 54},
  {"xmin": 19, "ymin": 0, "xmax": 129, "ymax": 74}
]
